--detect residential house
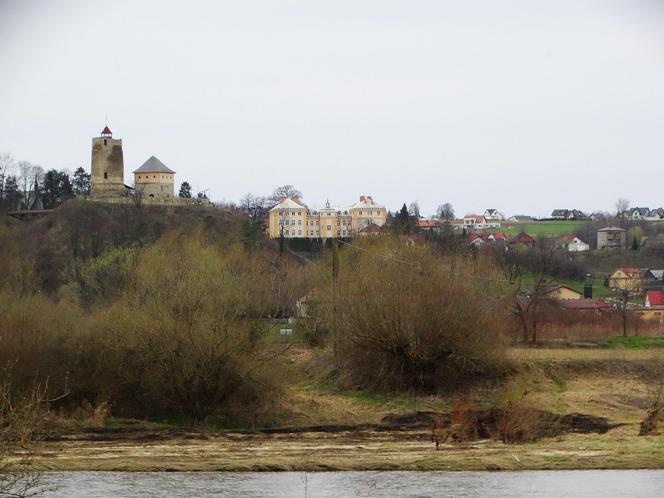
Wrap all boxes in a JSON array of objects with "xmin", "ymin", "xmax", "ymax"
[
  {"xmin": 467, "ymin": 233, "xmax": 485, "ymax": 248},
  {"xmin": 541, "ymin": 284, "xmax": 583, "ymax": 300},
  {"xmin": 512, "ymin": 232, "xmax": 536, "ymax": 248},
  {"xmin": 551, "ymin": 209, "xmax": 587, "ymax": 220},
  {"xmin": 463, "ymin": 215, "xmax": 501, "ymax": 230},
  {"xmin": 597, "ymin": 226, "xmax": 626, "ymax": 250},
  {"xmin": 608, "ymin": 268, "xmax": 647, "ymax": 290},
  {"xmin": 508, "ymin": 215, "xmax": 534, "ymax": 223},
  {"xmin": 295, "ymin": 289, "xmax": 317, "ymax": 317},
  {"xmin": 561, "ymin": 234, "xmax": 590, "ymax": 252},
  {"xmin": 551, "ymin": 209, "xmax": 570, "ymax": 219},
  {"xmin": 485, "ymin": 232, "xmax": 508, "ymax": 243},
  {"xmin": 415, "ymin": 219, "xmax": 440, "ymax": 233},
  {"xmin": 649, "ymin": 208, "xmax": 664, "ymax": 220},
  {"xmin": 646, "ymin": 269, "xmax": 664, "ymax": 281},
  {"xmin": 639, "ymin": 290, "xmax": 664, "ymax": 323},
  {"xmin": 483, "ymin": 209, "xmax": 505, "ymax": 221},
  {"xmin": 620, "ymin": 207, "xmax": 650, "ymax": 220},
  {"xmin": 358, "ymin": 222, "xmax": 383, "ymax": 236},
  {"xmin": 645, "ymin": 290, "xmax": 664, "ymax": 308},
  {"xmin": 467, "ymin": 232, "xmax": 509, "ymax": 248}
]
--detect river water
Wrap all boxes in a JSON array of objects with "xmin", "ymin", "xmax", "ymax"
[{"xmin": 38, "ymin": 470, "xmax": 664, "ymax": 497}]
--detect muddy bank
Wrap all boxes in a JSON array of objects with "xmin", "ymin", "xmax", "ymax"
[{"xmin": 41, "ymin": 408, "xmax": 613, "ymax": 444}]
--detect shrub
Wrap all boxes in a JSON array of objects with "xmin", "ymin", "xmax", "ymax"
[{"xmin": 326, "ymin": 238, "xmax": 510, "ymax": 391}]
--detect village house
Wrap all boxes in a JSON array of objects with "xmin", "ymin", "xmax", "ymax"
[
  {"xmin": 358, "ymin": 222, "xmax": 384, "ymax": 236},
  {"xmin": 483, "ymin": 209, "xmax": 505, "ymax": 221},
  {"xmin": 608, "ymin": 268, "xmax": 647, "ymax": 291},
  {"xmin": 512, "ymin": 232, "xmax": 536, "ymax": 248},
  {"xmin": 467, "ymin": 232, "xmax": 508, "ymax": 248},
  {"xmin": 508, "ymin": 215, "xmax": 534, "ymax": 223},
  {"xmin": 561, "ymin": 234, "xmax": 590, "ymax": 252},
  {"xmin": 415, "ymin": 219, "xmax": 440, "ymax": 233},
  {"xmin": 597, "ymin": 226, "xmax": 626, "ymax": 250},
  {"xmin": 463, "ymin": 215, "xmax": 501, "ymax": 230},
  {"xmin": 645, "ymin": 290, "xmax": 664, "ymax": 308},
  {"xmin": 268, "ymin": 195, "xmax": 387, "ymax": 239},
  {"xmin": 550, "ymin": 209, "xmax": 587, "ymax": 220},
  {"xmin": 540, "ymin": 284, "xmax": 583, "ymax": 300}
]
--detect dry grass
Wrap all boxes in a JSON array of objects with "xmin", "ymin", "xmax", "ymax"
[{"xmin": 16, "ymin": 348, "xmax": 664, "ymax": 472}]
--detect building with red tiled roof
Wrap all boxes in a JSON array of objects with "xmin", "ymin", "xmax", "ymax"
[
  {"xmin": 646, "ymin": 290, "xmax": 664, "ymax": 308},
  {"xmin": 512, "ymin": 232, "xmax": 536, "ymax": 248}
]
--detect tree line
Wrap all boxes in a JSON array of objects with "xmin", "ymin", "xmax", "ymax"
[{"xmin": 0, "ymin": 152, "xmax": 90, "ymax": 212}]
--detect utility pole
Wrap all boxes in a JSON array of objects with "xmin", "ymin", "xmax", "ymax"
[{"xmin": 332, "ymin": 237, "xmax": 340, "ymax": 366}]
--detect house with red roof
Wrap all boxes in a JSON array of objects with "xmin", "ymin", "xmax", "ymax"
[
  {"xmin": 645, "ymin": 290, "xmax": 664, "ymax": 308},
  {"xmin": 512, "ymin": 232, "xmax": 536, "ymax": 248},
  {"xmin": 561, "ymin": 234, "xmax": 589, "ymax": 252},
  {"xmin": 415, "ymin": 219, "xmax": 439, "ymax": 233},
  {"xmin": 608, "ymin": 268, "xmax": 647, "ymax": 290},
  {"xmin": 462, "ymin": 215, "xmax": 501, "ymax": 230}
]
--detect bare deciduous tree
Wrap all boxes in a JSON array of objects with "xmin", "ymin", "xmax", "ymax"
[
  {"xmin": 615, "ymin": 198, "xmax": 630, "ymax": 218},
  {"xmin": 269, "ymin": 185, "xmax": 302, "ymax": 206},
  {"xmin": 436, "ymin": 203, "xmax": 455, "ymax": 220},
  {"xmin": 240, "ymin": 193, "xmax": 269, "ymax": 223}
]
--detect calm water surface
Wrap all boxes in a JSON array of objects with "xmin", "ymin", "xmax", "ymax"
[{"xmin": 40, "ymin": 470, "xmax": 664, "ymax": 497}]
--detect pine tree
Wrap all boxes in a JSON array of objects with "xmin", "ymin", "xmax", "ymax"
[
  {"xmin": 41, "ymin": 170, "xmax": 74, "ymax": 209},
  {"xmin": 178, "ymin": 181, "xmax": 192, "ymax": 198},
  {"xmin": 72, "ymin": 167, "xmax": 91, "ymax": 196}
]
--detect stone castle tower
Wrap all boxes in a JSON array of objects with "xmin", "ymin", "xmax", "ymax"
[{"xmin": 90, "ymin": 126, "xmax": 125, "ymax": 198}]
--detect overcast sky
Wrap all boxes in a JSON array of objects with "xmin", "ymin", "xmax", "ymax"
[{"xmin": 1, "ymin": 0, "xmax": 663, "ymax": 217}]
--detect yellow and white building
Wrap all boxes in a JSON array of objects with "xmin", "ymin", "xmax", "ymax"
[{"xmin": 268, "ymin": 195, "xmax": 387, "ymax": 239}]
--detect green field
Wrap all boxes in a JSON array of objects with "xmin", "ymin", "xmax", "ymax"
[
  {"xmin": 497, "ymin": 221, "xmax": 586, "ymax": 237},
  {"xmin": 602, "ymin": 336, "xmax": 664, "ymax": 349},
  {"xmin": 520, "ymin": 272, "xmax": 612, "ymax": 298}
]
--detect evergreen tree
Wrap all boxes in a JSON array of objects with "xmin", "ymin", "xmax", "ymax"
[
  {"xmin": 72, "ymin": 167, "xmax": 91, "ymax": 196},
  {"xmin": 41, "ymin": 169, "xmax": 74, "ymax": 209},
  {"xmin": 179, "ymin": 181, "xmax": 192, "ymax": 198},
  {"xmin": 395, "ymin": 203, "xmax": 415, "ymax": 234},
  {"xmin": 2, "ymin": 175, "xmax": 22, "ymax": 211}
]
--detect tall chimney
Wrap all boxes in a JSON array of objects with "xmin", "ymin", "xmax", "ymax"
[
  {"xmin": 360, "ymin": 195, "xmax": 366, "ymax": 202},
  {"xmin": 279, "ymin": 196, "xmax": 287, "ymax": 203}
]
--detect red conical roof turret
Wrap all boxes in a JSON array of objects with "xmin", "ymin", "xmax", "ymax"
[{"xmin": 101, "ymin": 126, "xmax": 112, "ymax": 137}]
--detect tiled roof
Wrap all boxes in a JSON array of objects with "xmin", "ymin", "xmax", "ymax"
[
  {"xmin": 558, "ymin": 299, "xmax": 610, "ymax": 310},
  {"xmin": 647, "ymin": 291, "xmax": 664, "ymax": 306},
  {"xmin": 133, "ymin": 156, "xmax": 175, "ymax": 174}
]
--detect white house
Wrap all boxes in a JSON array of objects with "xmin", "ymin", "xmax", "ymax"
[
  {"xmin": 483, "ymin": 209, "xmax": 505, "ymax": 221},
  {"xmin": 562, "ymin": 235, "xmax": 590, "ymax": 252},
  {"xmin": 463, "ymin": 215, "xmax": 501, "ymax": 230}
]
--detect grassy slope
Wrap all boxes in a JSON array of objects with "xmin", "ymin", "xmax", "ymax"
[
  {"xmin": 520, "ymin": 271, "xmax": 612, "ymax": 298},
  {"xmin": 498, "ymin": 221, "xmax": 586, "ymax": 237}
]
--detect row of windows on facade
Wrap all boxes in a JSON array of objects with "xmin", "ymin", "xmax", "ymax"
[
  {"xmin": 281, "ymin": 219, "xmax": 364, "ymax": 226},
  {"xmin": 284, "ymin": 229, "xmax": 350, "ymax": 236},
  {"xmin": 136, "ymin": 175, "xmax": 172, "ymax": 180},
  {"xmin": 279, "ymin": 211, "xmax": 381, "ymax": 217}
]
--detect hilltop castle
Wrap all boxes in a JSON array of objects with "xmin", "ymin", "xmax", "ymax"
[{"xmin": 90, "ymin": 126, "xmax": 187, "ymax": 204}]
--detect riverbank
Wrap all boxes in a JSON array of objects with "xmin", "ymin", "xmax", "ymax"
[{"xmin": 13, "ymin": 347, "xmax": 663, "ymax": 472}]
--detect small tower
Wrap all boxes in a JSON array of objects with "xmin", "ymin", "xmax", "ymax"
[
  {"xmin": 133, "ymin": 156, "xmax": 175, "ymax": 199},
  {"xmin": 91, "ymin": 126, "xmax": 125, "ymax": 198}
]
